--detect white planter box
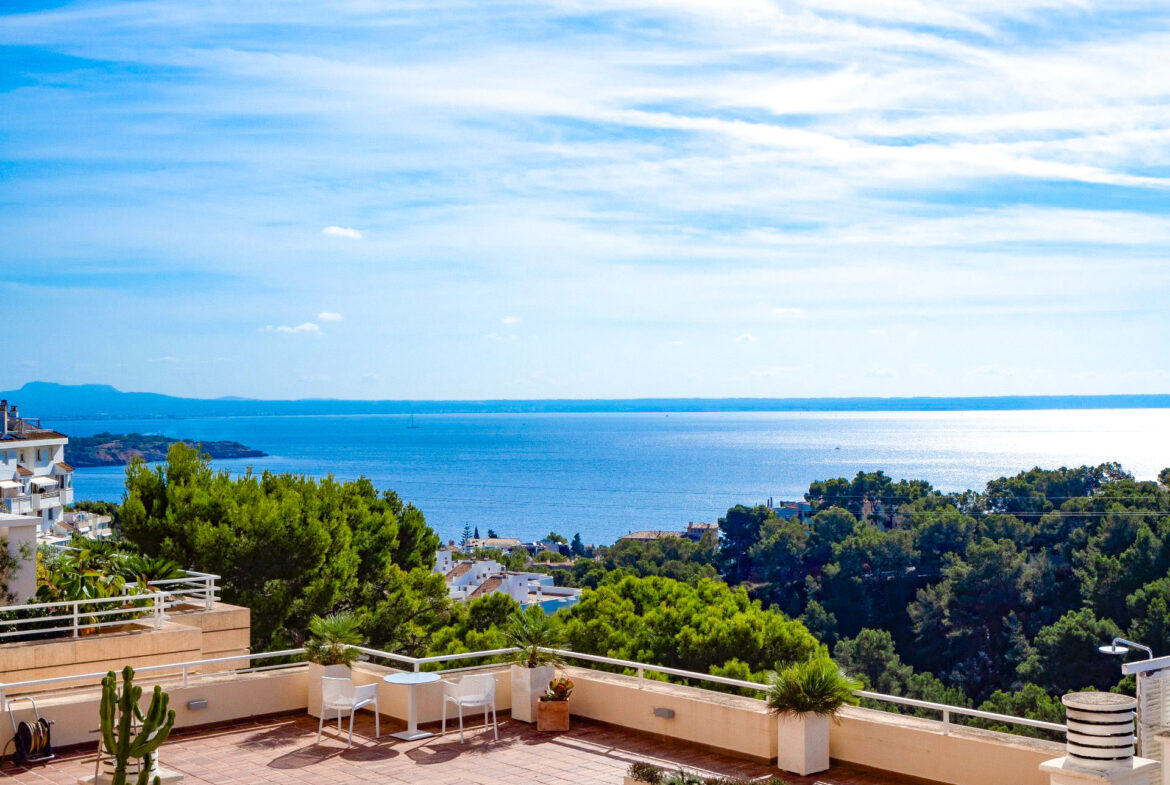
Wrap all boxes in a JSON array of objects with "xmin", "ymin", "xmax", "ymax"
[
  {"xmin": 776, "ymin": 712, "xmax": 830, "ymax": 776},
  {"xmin": 510, "ymin": 664, "xmax": 554, "ymax": 723},
  {"xmin": 306, "ymin": 662, "xmax": 352, "ymax": 718}
]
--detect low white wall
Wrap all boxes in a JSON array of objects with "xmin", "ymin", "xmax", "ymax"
[{"xmin": 0, "ymin": 667, "xmax": 309, "ymax": 751}]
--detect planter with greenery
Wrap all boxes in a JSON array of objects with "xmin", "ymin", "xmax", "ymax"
[
  {"xmin": 624, "ymin": 761, "xmax": 788, "ymax": 785},
  {"xmin": 766, "ymin": 653, "xmax": 860, "ymax": 776},
  {"xmin": 536, "ymin": 675, "xmax": 573, "ymax": 731},
  {"xmin": 305, "ymin": 611, "xmax": 364, "ymax": 718},
  {"xmin": 505, "ymin": 606, "xmax": 563, "ymax": 723}
]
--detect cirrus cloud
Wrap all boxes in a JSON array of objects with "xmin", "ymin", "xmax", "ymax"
[
  {"xmin": 261, "ymin": 322, "xmax": 321, "ymax": 335},
  {"xmin": 322, "ymin": 226, "xmax": 363, "ymax": 240}
]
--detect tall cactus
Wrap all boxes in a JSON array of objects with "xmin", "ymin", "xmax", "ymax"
[{"xmin": 99, "ymin": 665, "xmax": 176, "ymax": 785}]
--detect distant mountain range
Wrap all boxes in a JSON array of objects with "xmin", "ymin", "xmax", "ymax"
[{"xmin": 2, "ymin": 382, "xmax": 1168, "ymax": 420}]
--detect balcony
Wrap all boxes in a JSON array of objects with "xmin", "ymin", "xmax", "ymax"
[
  {"xmin": 1, "ymin": 494, "xmax": 33, "ymax": 515},
  {"xmin": 0, "ymin": 645, "xmax": 1066, "ymax": 785},
  {"xmin": 31, "ymin": 489, "xmax": 60, "ymax": 511}
]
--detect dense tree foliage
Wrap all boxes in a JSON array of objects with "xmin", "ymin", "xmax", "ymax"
[
  {"xmin": 562, "ymin": 574, "xmax": 822, "ymax": 678},
  {"xmin": 121, "ymin": 443, "xmax": 446, "ymax": 652},
  {"xmin": 708, "ymin": 463, "xmax": 1170, "ymax": 709},
  {"xmin": 562, "ymin": 535, "xmax": 719, "ymax": 588}
]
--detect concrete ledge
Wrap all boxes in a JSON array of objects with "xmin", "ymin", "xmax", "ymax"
[
  {"xmin": 832, "ymin": 705, "xmax": 1062, "ymax": 785},
  {"xmin": 565, "ymin": 666, "xmax": 775, "ymax": 762},
  {"xmin": 0, "ymin": 623, "xmax": 203, "ymax": 689}
]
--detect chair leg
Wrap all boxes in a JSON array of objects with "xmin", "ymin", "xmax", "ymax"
[
  {"xmin": 492, "ymin": 702, "xmax": 498, "ymax": 741},
  {"xmin": 374, "ymin": 700, "xmax": 380, "ymax": 738},
  {"xmin": 458, "ymin": 704, "xmax": 464, "ymax": 743},
  {"xmin": 317, "ymin": 711, "xmax": 324, "ymax": 743},
  {"xmin": 442, "ymin": 700, "xmax": 447, "ymax": 736},
  {"xmin": 347, "ymin": 710, "xmax": 355, "ymax": 747}
]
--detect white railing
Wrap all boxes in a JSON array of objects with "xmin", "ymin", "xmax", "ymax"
[
  {"xmin": 0, "ymin": 570, "xmax": 220, "ymax": 641},
  {"xmin": 357, "ymin": 645, "xmax": 1067, "ymax": 740},
  {"xmin": 546, "ymin": 649, "xmax": 1066, "ymax": 738},
  {"xmin": 0, "ymin": 648, "xmax": 306, "ymax": 707},
  {"xmin": 125, "ymin": 571, "xmax": 219, "ymax": 611},
  {"xmin": 0, "ymin": 640, "xmax": 1066, "ymax": 744},
  {"xmin": 1, "ymin": 495, "xmax": 32, "ymax": 514},
  {"xmin": 0, "ymin": 592, "xmax": 166, "ymax": 641}
]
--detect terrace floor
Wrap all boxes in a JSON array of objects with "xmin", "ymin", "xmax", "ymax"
[{"xmin": 1, "ymin": 713, "xmax": 916, "ymax": 785}]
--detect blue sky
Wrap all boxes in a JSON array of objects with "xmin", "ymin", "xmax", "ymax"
[{"xmin": 1, "ymin": 0, "xmax": 1168, "ymax": 400}]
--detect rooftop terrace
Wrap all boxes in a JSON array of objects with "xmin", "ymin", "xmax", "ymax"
[{"xmin": 2, "ymin": 711, "xmax": 907, "ymax": 785}]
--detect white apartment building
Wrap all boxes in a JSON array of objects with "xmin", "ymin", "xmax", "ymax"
[
  {"xmin": 434, "ymin": 548, "xmax": 582, "ymax": 613},
  {"xmin": 0, "ymin": 400, "xmax": 74, "ymax": 535}
]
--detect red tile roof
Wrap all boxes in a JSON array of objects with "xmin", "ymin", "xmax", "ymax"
[
  {"xmin": 445, "ymin": 561, "xmax": 473, "ymax": 582},
  {"xmin": 468, "ymin": 576, "xmax": 503, "ymax": 599}
]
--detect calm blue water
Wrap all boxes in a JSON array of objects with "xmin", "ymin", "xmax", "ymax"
[{"xmin": 46, "ymin": 410, "xmax": 1170, "ymax": 545}]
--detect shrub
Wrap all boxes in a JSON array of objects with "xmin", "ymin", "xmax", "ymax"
[
  {"xmin": 628, "ymin": 762, "xmax": 664, "ymax": 783},
  {"xmin": 766, "ymin": 653, "xmax": 861, "ymax": 717}
]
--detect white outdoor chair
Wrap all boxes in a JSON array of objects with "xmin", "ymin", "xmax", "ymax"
[
  {"xmin": 441, "ymin": 673, "xmax": 498, "ymax": 742},
  {"xmin": 316, "ymin": 675, "xmax": 380, "ymax": 747}
]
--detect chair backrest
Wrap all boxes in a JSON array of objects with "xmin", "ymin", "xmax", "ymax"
[
  {"xmin": 322, "ymin": 676, "xmax": 356, "ymax": 705},
  {"xmin": 456, "ymin": 673, "xmax": 496, "ymax": 701}
]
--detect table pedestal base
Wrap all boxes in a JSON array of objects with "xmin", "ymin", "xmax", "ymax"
[{"xmin": 390, "ymin": 729, "xmax": 434, "ymax": 741}]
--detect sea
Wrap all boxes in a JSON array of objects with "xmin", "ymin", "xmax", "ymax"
[{"xmin": 48, "ymin": 409, "xmax": 1170, "ymax": 546}]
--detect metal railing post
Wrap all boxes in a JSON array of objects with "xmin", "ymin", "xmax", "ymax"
[
  {"xmin": 205, "ymin": 575, "xmax": 213, "ymax": 609},
  {"xmin": 638, "ymin": 666, "xmax": 644, "ymax": 688},
  {"xmin": 72, "ymin": 601, "xmax": 79, "ymax": 637},
  {"xmin": 942, "ymin": 708, "xmax": 950, "ymax": 735},
  {"xmin": 154, "ymin": 594, "xmax": 163, "ymax": 629}
]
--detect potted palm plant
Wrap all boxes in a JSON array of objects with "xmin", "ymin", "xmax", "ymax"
[
  {"xmin": 505, "ymin": 606, "xmax": 563, "ymax": 723},
  {"xmin": 767, "ymin": 653, "xmax": 860, "ymax": 775},
  {"xmin": 537, "ymin": 675, "xmax": 573, "ymax": 731},
  {"xmin": 304, "ymin": 611, "xmax": 363, "ymax": 718}
]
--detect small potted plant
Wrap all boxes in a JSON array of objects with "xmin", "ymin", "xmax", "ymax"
[
  {"xmin": 767, "ymin": 652, "xmax": 859, "ymax": 776},
  {"xmin": 537, "ymin": 675, "xmax": 573, "ymax": 731},
  {"xmin": 505, "ymin": 606, "xmax": 563, "ymax": 723},
  {"xmin": 304, "ymin": 611, "xmax": 363, "ymax": 718}
]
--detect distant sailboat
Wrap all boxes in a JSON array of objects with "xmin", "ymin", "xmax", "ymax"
[{"xmin": 407, "ymin": 413, "xmax": 420, "ymax": 429}]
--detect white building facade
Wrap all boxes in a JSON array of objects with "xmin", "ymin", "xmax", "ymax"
[
  {"xmin": 434, "ymin": 549, "xmax": 581, "ymax": 613},
  {"xmin": 0, "ymin": 400, "xmax": 74, "ymax": 535}
]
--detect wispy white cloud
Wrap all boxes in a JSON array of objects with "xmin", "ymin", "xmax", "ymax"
[
  {"xmin": 322, "ymin": 226, "xmax": 363, "ymax": 240},
  {"xmin": 501, "ymin": 316, "xmax": 521, "ymax": 324},
  {"xmin": 734, "ymin": 333, "xmax": 758, "ymax": 343},
  {"xmin": 261, "ymin": 322, "xmax": 321, "ymax": 335},
  {"xmin": 317, "ymin": 311, "xmax": 343, "ymax": 321},
  {"xmin": 3, "ymin": 0, "xmax": 1169, "ymax": 397}
]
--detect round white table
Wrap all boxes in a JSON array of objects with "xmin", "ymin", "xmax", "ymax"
[{"xmin": 383, "ymin": 671, "xmax": 441, "ymax": 741}]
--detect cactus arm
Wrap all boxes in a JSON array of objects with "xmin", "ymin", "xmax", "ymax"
[{"xmin": 99, "ymin": 666, "xmax": 174, "ymax": 785}]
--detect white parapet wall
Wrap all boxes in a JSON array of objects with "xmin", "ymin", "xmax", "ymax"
[
  {"xmin": 832, "ymin": 705, "xmax": 1063, "ymax": 785},
  {"xmin": 0, "ymin": 667, "xmax": 310, "ymax": 752}
]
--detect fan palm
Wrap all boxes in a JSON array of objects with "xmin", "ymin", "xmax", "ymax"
[
  {"xmin": 504, "ymin": 606, "xmax": 564, "ymax": 668},
  {"xmin": 304, "ymin": 611, "xmax": 364, "ymax": 666}
]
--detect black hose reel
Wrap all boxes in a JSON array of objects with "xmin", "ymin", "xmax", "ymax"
[{"xmin": 8, "ymin": 697, "xmax": 55, "ymax": 766}]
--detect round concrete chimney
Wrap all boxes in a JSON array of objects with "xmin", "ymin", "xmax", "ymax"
[{"xmin": 1062, "ymin": 692, "xmax": 1137, "ymax": 770}]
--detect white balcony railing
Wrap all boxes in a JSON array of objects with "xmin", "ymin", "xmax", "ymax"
[
  {"xmin": 31, "ymin": 490, "xmax": 60, "ymax": 510},
  {"xmin": 0, "ymin": 571, "xmax": 220, "ymax": 642},
  {"xmin": 1, "ymin": 495, "xmax": 33, "ymax": 515},
  {"xmin": 0, "ymin": 642, "xmax": 1067, "ymax": 746},
  {"xmin": 125, "ymin": 571, "xmax": 220, "ymax": 611},
  {"xmin": 0, "ymin": 592, "xmax": 166, "ymax": 641}
]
